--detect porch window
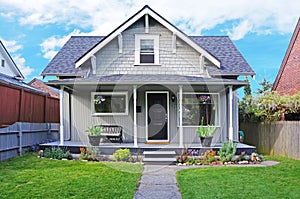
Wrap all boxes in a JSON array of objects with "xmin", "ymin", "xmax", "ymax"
[
  {"xmin": 135, "ymin": 34, "xmax": 159, "ymax": 65},
  {"xmin": 179, "ymin": 93, "xmax": 219, "ymax": 126},
  {"xmin": 91, "ymin": 92, "xmax": 128, "ymax": 115}
]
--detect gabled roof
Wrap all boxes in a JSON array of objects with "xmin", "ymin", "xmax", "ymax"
[
  {"xmin": 74, "ymin": 5, "xmax": 220, "ymax": 69},
  {"xmin": 42, "ymin": 36, "xmax": 254, "ymax": 77},
  {"xmin": 0, "ymin": 40, "xmax": 24, "ymax": 79},
  {"xmin": 272, "ymin": 18, "xmax": 300, "ymax": 91},
  {"xmin": 41, "ymin": 36, "xmax": 104, "ymax": 77}
]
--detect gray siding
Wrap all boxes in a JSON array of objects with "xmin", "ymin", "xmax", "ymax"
[
  {"xmin": 65, "ymin": 85, "xmax": 229, "ymax": 145},
  {"xmin": 95, "ymin": 17, "xmax": 204, "ymax": 77}
]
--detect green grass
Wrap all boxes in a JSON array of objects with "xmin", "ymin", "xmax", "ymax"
[
  {"xmin": 0, "ymin": 153, "xmax": 143, "ymax": 199},
  {"xmin": 177, "ymin": 156, "xmax": 300, "ymax": 199}
]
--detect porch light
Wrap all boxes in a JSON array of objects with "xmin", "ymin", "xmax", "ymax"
[{"xmin": 171, "ymin": 94, "xmax": 176, "ymax": 102}]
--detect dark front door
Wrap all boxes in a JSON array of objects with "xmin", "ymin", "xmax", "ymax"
[{"xmin": 147, "ymin": 92, "xmax": 168, "ymax": 141}]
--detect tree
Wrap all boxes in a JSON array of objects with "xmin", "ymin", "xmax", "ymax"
[{"xmin": 257, "ymin": 77, "xmax": 272, "ymax": 95}]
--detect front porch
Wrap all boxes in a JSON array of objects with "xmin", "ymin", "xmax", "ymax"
[{"xmin": 40, "ymin": 141, "xmax": 256, "ymax": 155}]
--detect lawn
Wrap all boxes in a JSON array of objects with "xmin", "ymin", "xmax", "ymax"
[
  {"xmin": 177, "ymin": 156, "xmax": 300, "ymax": 199},
  {"xmin": 0, "ymin": 153, "xmax": 143, "ymax": 199}
]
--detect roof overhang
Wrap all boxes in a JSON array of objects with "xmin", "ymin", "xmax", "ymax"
[
  {"xmin": 47, "ymin": 74, "xmax": 248, "ymax": 91},
  {"xmin": 75, "ymin": 5, "xmax": 220, "ymax": 68}
]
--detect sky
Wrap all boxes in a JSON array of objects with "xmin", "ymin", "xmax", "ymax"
[{"xmin": 0, "ymin": 0, "xmax": 300, "ymax": 95}]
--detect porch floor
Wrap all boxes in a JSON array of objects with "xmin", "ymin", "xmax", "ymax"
[{"xmin": 40, "ymin": 141, "xmax": 256, "ymax": 154}]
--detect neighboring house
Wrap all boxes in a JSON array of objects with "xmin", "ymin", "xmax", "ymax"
[
  {"xmin": 29, "ymin": 78, "xmax": 60, "ymax": 99},
  {"xmin": 42, "ymin": 6, "xmax": 255, "ymax": 147},
  {"xmin": 273, "ymin": 18, "xmax": 300, "ymax": 96},
  {"xmin": 0, "ymin": 40, "xmax": 59, "ymax": 127}
]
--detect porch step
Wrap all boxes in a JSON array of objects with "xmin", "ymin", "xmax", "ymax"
[{"xmin": 143, "ymin": 150, "xmax": 177, "ymax": 165}]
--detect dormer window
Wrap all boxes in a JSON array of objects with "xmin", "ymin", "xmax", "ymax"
[{"xmin": 135, "ymin": 34, "xmax": 159, "ymax": 65}]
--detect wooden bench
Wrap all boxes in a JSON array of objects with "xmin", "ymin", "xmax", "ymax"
[{"xmin": 98, "ymin": 125, "xmax": 123, "ymax": 143}]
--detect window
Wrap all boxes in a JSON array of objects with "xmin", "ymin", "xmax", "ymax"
[
  {"xmin": 91, "ymin": 92, "xmax": 128, "ymax": 115},
  {"xmin": 179, "ymin": 93, "xmax": 219, "ymax": 126},
  {"xmin": 1, "ymin": 59, "xmax": 4, "ymax": 67},
  {"xmin": 140, "ymin": 39, "xmax": 154, "ymax": 63},
  {"xmin": 135, "ymin": 34, "xmax": 159, "ymax": 65}
]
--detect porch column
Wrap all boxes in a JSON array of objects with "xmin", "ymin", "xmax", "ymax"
[
  {"xmin": 229, "ymin": 86, "xmax": 233, "ymax": 142},
  {"xmin": 133, "ymin": 85, "xmax": 138, "ymax": 147},
  {"xmin": 179, "ymin": 85, "xmax": 183, "ymax": 148},
  {"xmin": 59, "ymin": 86, "xmax": 64, "ymax": 146}
]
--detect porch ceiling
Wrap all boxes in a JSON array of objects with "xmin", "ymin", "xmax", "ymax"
[{"xmin": 47, "ymin": 74, "xmax": 247, "ymax": 90}]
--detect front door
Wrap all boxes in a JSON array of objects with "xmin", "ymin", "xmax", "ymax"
[{"xmin": 146, "ymin": 92, "xmax": 169, "ymax": 142}]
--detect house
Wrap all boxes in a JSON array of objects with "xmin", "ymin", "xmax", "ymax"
[
  {"xmin": 273, "ymin": 18, "xmax": 300, "ymax": 96},
  {"xmin": 29, "ymin": 78, "xmax": 60, "ymax": 99},
  {"xmin": 0, "ymin": 40, "xmax": 60, "ymax": 127},
  {"xmin": 42, "ymin": 6, "xmax": 255, "ymax": 149}
]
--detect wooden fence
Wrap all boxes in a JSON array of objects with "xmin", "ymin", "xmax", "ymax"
[
  {"xmin": 0, "ymin": 122, "xmax": 59, "ymax": 161},
  {"xmin": 240, "ymin": 121, "xmax": 300, "ymax": 160},
  {"xmin": 0, "ymin": 84, "xmax": 59, "ymax": 128}
]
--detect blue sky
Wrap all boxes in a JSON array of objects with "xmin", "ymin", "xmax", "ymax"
[{"xmin": 0, "ymin": 0, "xmax": 299, "ymax": 96}]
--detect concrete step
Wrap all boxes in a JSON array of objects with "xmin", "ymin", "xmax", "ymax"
[
  {"xmin": 143, "ymin": 157, "xmax": 177, "ymax": 165},
  {"xmin": 143, "ymin": 150, "xmax": 177, "ymax": 165}
]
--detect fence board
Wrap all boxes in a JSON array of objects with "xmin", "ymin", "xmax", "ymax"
[
  {"xmin": 240, "ymin": 121, "xmax": 300, "ymax": 160},
  {"xmin": 0, "ymin": 122, "xmax": 59, "ymax": 161}
]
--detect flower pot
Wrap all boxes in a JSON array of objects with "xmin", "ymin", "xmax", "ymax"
[
  {"xmin": 200, "ymin": 136, "xmax": 213, "ymax": 147},
  {"xmin": 88, "ymin": 135, "xmax": 101, "ymax": 146}
]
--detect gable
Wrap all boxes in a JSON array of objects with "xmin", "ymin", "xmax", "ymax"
[
  {"xmin": 75, "ymin": 5, "xmax": 220, "ymax": 69},
  {"xmin": 0, "ymin": 41, "xmax": 24, "ymax": 79},
  {"xmin": 273, "ymin": 18, "xmax": 300, "ymax": 95}
]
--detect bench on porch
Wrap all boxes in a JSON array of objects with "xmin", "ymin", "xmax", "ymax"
[{"xmin": 99, "ymin": 125, "xmax": 123, "ymax": 143}]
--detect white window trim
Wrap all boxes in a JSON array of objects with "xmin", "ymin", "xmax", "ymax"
[
  {"xmin": 134, "ymin": 34, "xmax": 160, "ymax": 65},
  {"xmin": 91, "ymin": 92, "xmax": 128, "ymax": 116},
  {"xmin": 178, "ymin": 92, "xmax": 220, "ymax": 127}
]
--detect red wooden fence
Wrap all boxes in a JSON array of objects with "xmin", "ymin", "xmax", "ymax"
[{"xmin": 0, "ymin": 84, "xmax": 59, "ymax": 127}]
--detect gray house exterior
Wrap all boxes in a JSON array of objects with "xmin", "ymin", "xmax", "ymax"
[{"xmin": 42, "ymin": 6, "xmax": 255, "ymax": 148}]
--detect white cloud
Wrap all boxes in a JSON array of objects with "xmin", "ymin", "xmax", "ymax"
[
  {"xmin": 1, "ymin": 38, "xmax": 34, "ymax": 78},
  {"xmin": 2, "ymin": 0, "xmax": 300, "ymax": 43},
  {"xmin": 12, "ymin": 54, "xmax": 34, "ymax": 78}
]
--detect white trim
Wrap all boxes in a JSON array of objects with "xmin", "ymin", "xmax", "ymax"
[
  {"xmin": 118, "ymin": 34, "xmax": 123, "ymax": 54},
  {"xmin": 229, "ymin": 86, "xmax": 233, "ymax": 142},
  {"xmin": 91, "ymin": 92, "xmax": 129, "ymax": 116},
  {"xmin": 135, "ymin": 34, "xmax": 160, "ymax": 65},
  {"xmin": 145, "ymin": 14, "xmax": 149, "ymax": 33},
  {"xmin": 75, "ymin": 6, "xmax": 220, "ymax": 68},
  {"xmin": 59, "ymin": 86, "xmax": 64, "ymax": 146},
  {"xmin": 133, "ymin": 85, "xmax": 138, "ymax": 147},
  {"xmin": 145, "ymin": 91, "xmax": 169, "ymax": 142},
  {"xmin": 179, "ymin": 85, "xmax": 183, "ymax": 148}
]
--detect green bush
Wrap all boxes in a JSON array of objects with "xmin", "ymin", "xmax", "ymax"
[
  {"xmin": 44, "ymin": 147, "xmax": 72, "ymax": 160},
  {"xmin": 218, "ymin": 141, "xmax": 237, "ymax": 163},
  {"xmin": 113, "ymin": 148, "xmax": 130, "ymax": 161}
]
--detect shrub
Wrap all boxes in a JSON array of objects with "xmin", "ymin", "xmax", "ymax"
[
  {"xmin": 113, "ymin": 148, "xmax": 130, "ymax": 161},
  {"xmin": 79, "ymin": 147, "xmax": 101, "ymax": 161},
  {"xmin": 218, "ymin": 141, "xmax": 237, "ymax": 163},
  {"xmin": 44, "ymin": 147, "xmax": 72, "ymax": 160}
]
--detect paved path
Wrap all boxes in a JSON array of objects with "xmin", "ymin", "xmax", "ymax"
[
  {"xmin": 133, "ymin": 161, "xmax": 279, "ymax": 199},
  {"xmin": 133, "ymin": 165, "xmax": 184, "ymax": 199}
]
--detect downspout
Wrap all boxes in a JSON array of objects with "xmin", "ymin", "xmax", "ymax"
[{"xmin": 59, "ymin": 85, "xmax": 64, "ymax": 145}]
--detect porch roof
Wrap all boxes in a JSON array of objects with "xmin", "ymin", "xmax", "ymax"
[{"xmin": 48, "ymin": 74, "xmax": 247, "ymax": 89}]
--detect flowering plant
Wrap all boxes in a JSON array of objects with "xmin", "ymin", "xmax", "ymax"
[{"xmin": 199, "ymin": 95, "xmax": 210, "ymax": 103}]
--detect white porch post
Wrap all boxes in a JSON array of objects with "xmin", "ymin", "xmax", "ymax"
[
  {"xmin": 59, "ymin": 86, "xmax": 64, "ymax": 146},
  {"xmin": 179, "ymin": 85, "xmax": 183, "ymax": 148},
  {"xmin": 229, "ymin": 86, "xmax": 233, "ymax": 142},
  {"xmin": 133, "ymin": 85, "xmax": 138, "ymax": 147}
]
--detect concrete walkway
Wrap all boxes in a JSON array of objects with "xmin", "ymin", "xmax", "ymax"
[
  {"xmin": 133, "ymin": 165, "xmax": 184, "ymax": 199},
  {"xmin": 133, "ymin": 161, "xmax": 279, "ymax": 199}
]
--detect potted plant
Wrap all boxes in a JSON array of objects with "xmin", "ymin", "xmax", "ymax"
[
  {"xmin": 197, "ymin": 118, "xmax": 216, "ymax": 147},
  {"xmin": 86, "ymin": 125, "xmax": 102, "ymax": 146}
]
